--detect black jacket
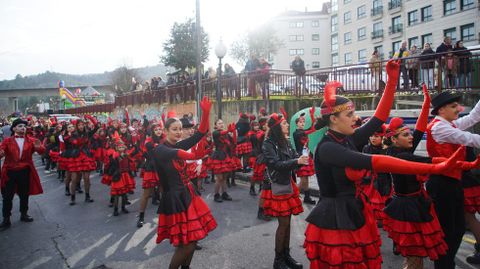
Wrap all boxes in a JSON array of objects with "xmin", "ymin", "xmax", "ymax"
[{"xmin": 262, "ymin": 137, "xmax": 299, "ymax": 185}]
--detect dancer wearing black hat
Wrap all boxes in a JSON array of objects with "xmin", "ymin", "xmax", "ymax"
[{"xmin": 426, "ymin": 92, "xmax": 480, "ymax": 268}]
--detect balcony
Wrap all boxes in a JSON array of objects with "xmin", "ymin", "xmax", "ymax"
[
  {"xmin": 371, "ymin": 6, "xmax": 383, "ymax": 18},
  {"xmin": 388, "ymin": 0, "xmax": 402, "ymax": 11},
  {"xmin": 371, "ymin": 30, "xmax": 384, "ymax": 40},
  {"xmin": 389, "ymin": 24, "xmax": 403, "ymax": 35}
]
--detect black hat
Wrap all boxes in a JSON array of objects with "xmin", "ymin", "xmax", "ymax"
[
  {"xmin": 180, "ymin": 117, "xmax": 194, "ymax": 128},
  {"xmin": 10, "ymin": 118, "xmax": 28, "ymax": 132},
  {"xmin": 431, "ymin": 91, "xmax": 462, "ymax": 115}
]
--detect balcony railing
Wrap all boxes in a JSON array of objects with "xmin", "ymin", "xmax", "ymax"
[
  {"xmin": 389, "ymin": 23, "xmax": 403, "ymax": 34},
  {"xmin": 371, "ymin": 6, "xmax": 383, "ymax": 16},
  {"xmin": 371, "ymin": 29, "xmax": 384, "ymax": 39},
  {"xmin": 388, "ymin": 0, "xmax": 402, "ymax": 10}
]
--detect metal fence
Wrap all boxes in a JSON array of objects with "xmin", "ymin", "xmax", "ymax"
[{"xmin": 66, "ymin": 48, "xmax": 480, "ymax": 114}]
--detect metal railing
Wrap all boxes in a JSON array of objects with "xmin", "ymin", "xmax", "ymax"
[
  {"xmin": 389, "ymin": 23, "xmax": 403, "ymax": 34},
  {"xmin": 372, "ymin": 29, "xmax": 384, "ymax": 39},
  {"xmin": 371, "ymin": 6, "xmax": 384, "ymax": 16},
  {"xmin": 67, "ymin": 48, "xmax": 480, "ymax": 114},
  {"xmin": 388, "ymin": 0, "xmax": 402, "ymax": 10}
]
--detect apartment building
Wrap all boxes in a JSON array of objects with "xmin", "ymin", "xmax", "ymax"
[
  {"xmin": 330, "ymin": 0, "xmax": 480, "ymax": 66},
  {"xmin": 269, "ymin": 4, "xmax": 331, "ymax": 70}
]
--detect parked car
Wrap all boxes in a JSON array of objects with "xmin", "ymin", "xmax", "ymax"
[{"xmin": 281, "ymin": 76, "xmax": 325, "ymax": 94}]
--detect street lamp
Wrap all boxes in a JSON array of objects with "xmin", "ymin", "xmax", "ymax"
[{"xmin": 215, "ymin": 39, "xmax": 227, "ymax": 119}]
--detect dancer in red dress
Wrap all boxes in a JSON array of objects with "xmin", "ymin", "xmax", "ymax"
[
  {"xmin": 253, "ymin": 117, "xmax": 271, "ymax": 221},
  {"xmin": 0, "ymin": 119, "xmax": 45, "ymax": 230},
  {"xmin": 236, "ymin": 113, "xmax": 253, "ymax": 172},
  {"xmin": 153, "ymin": 97, "xmax": 216, "ymax": 269},
  {"xmin": 248, "ymin": 120, "xmax": 261, "ymax": 195}
]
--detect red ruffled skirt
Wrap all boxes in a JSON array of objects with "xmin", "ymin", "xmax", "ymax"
[
  {"xmin": 110, "ymin": 172, "xmax": 132, "ymax": 196},
  {"xmin": 296, "ymin": 157, "xmax": 315, "ymax": 177},
  {"xmin": 156, "ymin": 185, "xmax": 217, "ymax": 246},
  {"xmin": 383, "ymin": 205, "xmax": 448, "ymax": 260},
  {"xmin": 261, "ymin": 181, "xmax": 304, "ymax": 217},
  {"xmin": 93, "ymin": 148, "xmax": 105, "ymax": 162},
  {"xmin": 57, "ymin": 156, "xmax": 68, "ymax": 170},
  {"xmin": 229, "ymin": 156, "xmax": 242, "ymax": 171},
  {"xmin": 142, "ymin": 170, "xmax": 159, "ymax": 189},
  {"xmin": 66, "ymin": 152, "xmax": 97, "ymax": 172},
  {"xmin": 236, "ymin": 141, "xmax": 252, "ymax": 155},
  {"xmin": 304, "ymin": 200, "xmax": 382, "ymax": 269},
  {"xmin": 252, "ymin": 163, "xmax": 266, "ymax": 182},
  {"xmin": 49, "ymin": 150, "xmax": 61, "ymax": 162},
  {"xmin": 198, "ymin": 161, "xmax": 209, "ymax": 179},
  {"xmin": 362, "ymin": 185, "xmax": 386, "ymax": 223},
  {"xmin": 207, "ymin": 157, "xmax": 234, "ymax": 174},
  {"xmin": 101, "ymin": 174, "xmax": 112, "ymax": 186},
  {"xmin": 464, "ymin": 185, "xmax": 480, "ymax": 214}
]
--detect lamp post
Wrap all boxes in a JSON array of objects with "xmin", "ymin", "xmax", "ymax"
[{"xmin": 215, "ymin": 39, "xmax": 227, "ymax": 119}]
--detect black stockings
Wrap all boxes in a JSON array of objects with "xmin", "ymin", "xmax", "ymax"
[
  {"xmin": 169, "ymin": 242, "xmax": 197, "ymax": 269},
  {"xmin": 275, "ymin": 216, "xmax": 291, "ymax": 253}
]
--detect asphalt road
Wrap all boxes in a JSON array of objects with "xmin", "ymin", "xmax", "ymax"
[{"xmin": 0, "ymin": 156, "xmax": 479, "ymax": 269}]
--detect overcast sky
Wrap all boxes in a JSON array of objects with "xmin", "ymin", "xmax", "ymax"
[{"xmin": 0, "ymin": 0, "xmax": 328, "ymax": 80}]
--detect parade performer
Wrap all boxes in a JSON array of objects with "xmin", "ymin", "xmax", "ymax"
[
  {"xmin": 0, "ymin": 119, "xmax": 45, "ymax": 230},
  {"xmin": 253, "ymin": 117, "xmax": 271, "ymax": 221},
  {"xmin": 92, "ymin": 128, "xmax": 107, "ymax": 175},
  {"xmin": 262, "ymin": 110, "xmax": 306, "ymax": 269},
  {"xmin": 209, "ymin": 119, "xmax": 236, "ymax": 202},
  {"xmin": 153, "ymin": 97, "xmax": 217, "ymax": 269},
  {"xmin": 303, "ymin": 62, "xmax": 463, "ymax": 269},
  {"xmin": 236, "ymin": 113, "xmax": 253, "ymax": 172},
  {"xmin": 426, "ymin": 92, "xmax": 480, "ymax": 268},
  {"xmin": 137, "ymin": 123, "xmax": 164, "ymax": 228},
  {"xmin": 292, "ymin": 107, "xmax": 318, "ymax": 205},
  {"xmin": 59, "ymin": 123, "xmax": 75, "ymax": 196},
  {"xmin": 248, "ymin": 120, "xmax": 261, "ymax": 195},
  {"xmin": 118, "ymin": 121, "xmax": 139, "ymax": 192},
  {"xmin": 463, "ymin": 147, "xmax": 480, "ymax": 264}
]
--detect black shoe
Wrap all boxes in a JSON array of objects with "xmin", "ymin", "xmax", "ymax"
[
  {"xmin": 257, "ymin": 208, "xmax": 272, "ymax": 221},
  {"xmin": 65, "ymin": 188, "xmax": 71, "ymax": 196},
  {"xmin": 214, "ymin": 193, "xmax": 223, "ymax": 203},
  {"xmin": 195, "ymin": 244, "xmax": 202, "ymax": 250},
  {"xmin": 249, "ymin": 186, "xmax": 257, "ymax": 196},
  {"xmin": 0, "ymin": 218, "xmax": 11, "ymax": 231},
  {"xmin": 70, "ymin": 195, "xmax": 76, "ymax": 206},
  {"xmin": 467, "ymin": 243, "xmax": 480, "ymax": 264},
  {"xmin": 113, "ymin": 208, "xmax": 119, "ymax": 216},
  {"xmin": 20, "ymin": 214, "xmax": 34, "ymax": 222},
  {"xmin": 393, "ymin": 244, "xmax": 400, "ymax": 255},
  {"xmin": 85, "ymin": 194, "xmax": 94, "ymax": 203},
  {"xmin": 273, "ymin": 252, "xmax": 289, "ymax": 269},
  {"xmin": 137, "ymin": 214, "xmax": 145, "ymax": 228},
  {"xmin": 284, "ymin": 248, "xmax": 303, "ymax": 269},
  {"xmin": 221, "ymin": 192, "xmax": 232, "ymax": 201},
  {"xmin": 125, "ymin": 200, "xmax": 131, "ymax": 205},
  {"xmin": 121, "ymin": 207, "xmax": 129, "ymax": 214},
  {"xmin": 303, "ymin": 190, "xmax": 316, "ymax": 205}
]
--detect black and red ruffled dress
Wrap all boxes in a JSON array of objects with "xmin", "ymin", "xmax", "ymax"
[
  {"xmin": 293, "ymin": 129, "xmax": 315, "ymax": 177},
  {"xmin": 91, "ymin": 133, "xmax": 107, "ymax": 163},
  {"xmin": 105, "ymin": 153, "xmax": 135, "ymax": 196},
  {"xmin": 260, "ymin": 137, "xmax": 303, "ymax": 217},
  {"xmin": 142, "ymin": 136, "xmax": 162, "ymax": 189},
  {"xmin": 383, "ymin": 140, "xmax": 448, "ymax": 260},
  {"xmin": 207, "ymin": 130, "xmax": 235, "ymax": 174},
  {"xmin": 235, "ymin": 120, "xmax": 252, "ymax": 155},
  {"xmin": 152, "ymin": 131, "xmax": 217, "ymax": 246},
  {"xmin": 63, "ymin": 130, "xmax": 97, "ymax": 172},
  {"xmin": 462, "ymin": 147, "xmax": 480, "ymax": 214},
  {"xmin": 251, "ymin": 130, "xmax": 266, "ymax": 182},
  {"xmin": 305, "ymin": 122, "xmax": 384, "ymax": 269}
]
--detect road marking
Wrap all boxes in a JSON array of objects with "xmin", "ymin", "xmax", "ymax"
[{"xmin": 463, "ymin": 235, "xmax": 476, "ymax": 245}]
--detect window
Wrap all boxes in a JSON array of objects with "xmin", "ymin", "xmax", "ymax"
[
  {"xmin": 344, "ymin": 32, "xmax": 352, "ymax": 44},
  {"xmin": 312, "ymin": 20, "xmax": 319, "ymax": 27},
  {"xmin": 344, "ymin": 0, "xmax": 352, "ymax": 3},
  {"xmin": 289, "ymin": 21, "xmax": 304, "ymax": 28},
  {"xmin": 422, "ymin": 33, "xmax": 433, "ymax": 47},
  {"xmin": 289, "ymin": 35, "xmax": 304, "ymax": 41},
  {"xmin": 444, "ymin": 28, "xmax": 457, "ymax": 42},
  {"xmin": 390, "ymin": 16, "xmax": 403, "ymax": 34},
  {"xmin": 408, "ymin": 37, "xmax": 419, "ymax": 48},
  {"xmin": 344, "ymin": 52, "xmax": 352, "ymax": 65},
  {"xmin": 312, "ymin": 61, "xmax": 320, "ymax": 68},
  {"xmin": 461, "ymin": 0, "xmax": 475, "ymax": 10},
  {"xmin": 372, "ymin": 0, "xmax": 383, "ymax": 16},
  {"xmin": 421, "ymin": 6, "xmax": 433, "ymax": 22},
  {"xmin": 331, "ymin": 15, "xmax": 338, "ymax": 32},
  {"xmin": 444, "ymin": 0, "xmax": 456, "ymax": 15},
  {"xmin": 312, "ymin": 34, "xmax": 320, "ymax": 41},
  {"xmin": 331, "ymin": 35, "xmax": 339, "ymax": 52},
  {"xmin": 373, "ymin": 0, "xmax": 382, "ymax": 9},
  {"xmin": 344, "ymin": 11, "xmax": 352, "ymax": 24},
  {"xmin": 358, "ymin": 27, "xmax": 366, "ymax": 40},
  {"xmin": 289, "ymin": 49, "xmax": 304, "ymax": 56},
  {"xmin": 312, "ymin": 48, "xmax": 320, "ymax": 55},
  {"xmin": 461, "ymin": 23, "xmax": 475, "ymax": 41},
  {"xmin": 372, "ymin": 22, "xmax": 383, "ymax": 38},
  {"xmin": 392, "ymin": 41, "xmax": 401, "ymax": 54},
  {"xmin": 332, "ymin": 54, "xmax": 339, "ymax": 66},
  {"xmin": 332, "ymin": 0, "xmax": 338, "ymax": 12},
  {"xmin": 357, "ymin": 5, "xmax": 366, "ymax": 18},
  {"xmin": 389, "ymin": 0, "xmax": 402, "ymax": 10},
  {"xmin": 374, "ymin": 45, "xmax": 384, "ymax": 59},
  {"xmin": 408, "ymin": 10, "xmax": 418, "ymax": 26},
  {"xmin": 358, "ymin": 49, "xmax": 367, "ymax": 63}
]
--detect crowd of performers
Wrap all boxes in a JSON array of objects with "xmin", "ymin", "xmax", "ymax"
[{"xmin": 1, "ymin": 60, "xmax": 480, "ymax": 269}]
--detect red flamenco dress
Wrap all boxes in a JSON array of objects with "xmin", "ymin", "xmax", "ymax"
[
  {"xmin": 142, "ymin": 136, "xmax": 162, "ymax": 189},
  {"xmin": 292, "ymin": 129, "xmax": 315, "ymax": 178},
  {"xmin": 383, "ymin": 143, "xmax": 448, "ymax": 260},
  {"xmin": 63, "ymin": 132, "xmax": 97, "ymax": 172},
  {"xmin": 235, "ymin": 114, "xmax": 253, "ymax": 156},
  {"xmin": 108, "ymin": 154, "xmax": 135, "ymax": 196},
  {"xmin": 207, "ymin": 129, "xmax": 235, "ymax": 175},
  {"xmin": 251, "ymin": 130, "xmax": 266, "ymax": 182},
  {"xmin": 152, "ymin": 131, "xmax": 217, "ymax": 246},
  {"xmin": 462, "ymin": 147, "xmax": 480, "ymax": 214}
]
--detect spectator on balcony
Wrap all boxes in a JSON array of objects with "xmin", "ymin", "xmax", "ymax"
[
  {"xmin": 369, "ymin": 50, "xmax": 382, "ymax": 92},
  {"xmin": 291, "ymin": 56, "xmax": 306, "ymax": 92},
  {"xmin": 420, "ymin": 43, "xmax": 435, "ymax": 88},
  {"xmin": 245, "ymin": 54, "xmax": 260, "ymax": 97},
  {"xmin": 453, "ymin": 40, "xmax": 473, "ymax": 88},
  {"xmin": 406, "ymin": 45, "xmax": 420, "ymax": 88},
  {"xmin": 441, "ymin": 50, "xmax": 457, "ymax": 89},
  {"xmin": 224, "ymin": 63, "xmax": 236, "ymax": 99},
  {"xmin": 393, "ymin": 41, "xmax": 410, "ymax": 90},
  {"xmin": 257, "ymin": 59, "xmax": 271, "ymax": 100},
  {"xmin": 436, "ymin": 36, "xmax": 454, "ymax": 88}
]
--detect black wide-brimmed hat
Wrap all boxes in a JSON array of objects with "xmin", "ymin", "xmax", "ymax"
[
  {"xmin": 431, "ymin": 91, "xmax": 462, "ymax": 115},
  {"xmin": 10, "ymin": 118, "xmax": 28, "ymax": 132},
  {"xmin": 180, "ymin": 117, "xmax": 194, "ymax": 128}
]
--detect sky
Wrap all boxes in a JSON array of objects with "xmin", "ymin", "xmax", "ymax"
[{"xmin": 0, "ymin": 0, "xmax": 328, "ymax": 81}]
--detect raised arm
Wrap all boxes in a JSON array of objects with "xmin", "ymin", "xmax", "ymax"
[
  {"xmin": 411, "ymin": 84, "xmax": 431, "ymax": 151},
  {"xmin": 454, "ymin": 99, "xmax": 480, "ymax": 131}
]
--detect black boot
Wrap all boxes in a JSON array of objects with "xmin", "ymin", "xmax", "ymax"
[
  {"xmin": 284, "ymin": 248, "xmax": 303, "ymax": 269},
  {"xmin": 121, "ymin": 195, "xmax": 129, "ymax": 213},
  {"xmin": 231, "ymin": 176, "xmax": 237, "ymax": 186},
  {"xmin": 65, "ymin": 187, "xmax": 70, "ymax": 196},
  {"xmin": 113, "ymin": 207, "xmax": 119, "ymax": 216},
  {"xmin": 85, "ymin": 193, "xmax": 94, "ymax": 203},
  {"xmin": 303, "ymin": 190, "xmax": 316, "ymax": 205},
  {"xmin": 214, "ymin": 193, "xmax": 223, "ymax": 203},
  {"xmin": 257, "ymin": 207, "xmax": 271, "ymax": 221},
  {"xmin": 109, "ymin": 196, "xmax": 114, "ymax": 207},
  {"xmin": 249, "ymin": 185, "xmax": 257, "ymax": 196},
  {"xmin": 137, "ymin": 212, "xmax": 145, "ymax": 228},
  {"xmin": 0, "ymin": 217, "xmax": 11, "ymax": 231},
  {"xmin": 273, "ymin": 251, "xmax": 289, "ymax": 269},
  {"xmin": 222, "ymin": 192, "xmax": 232, "ymax": 201},
  {"xmin": 467, "ymin": 243, "xmax": 480, "ymax": 264},
  {"xmin": 181, "ymin": 266, "xmax": 190, "ymax": 269},
  {"xmin": 20, "ymin": 213, "xmax": 34, "ymax": 222},
  {"xmin": 121, "ymin": 206, "xmax": 129, "ymax": 214},
  {"xmin": 70, "ymin": 194, "xmax": 76, "ymax": 205}
]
